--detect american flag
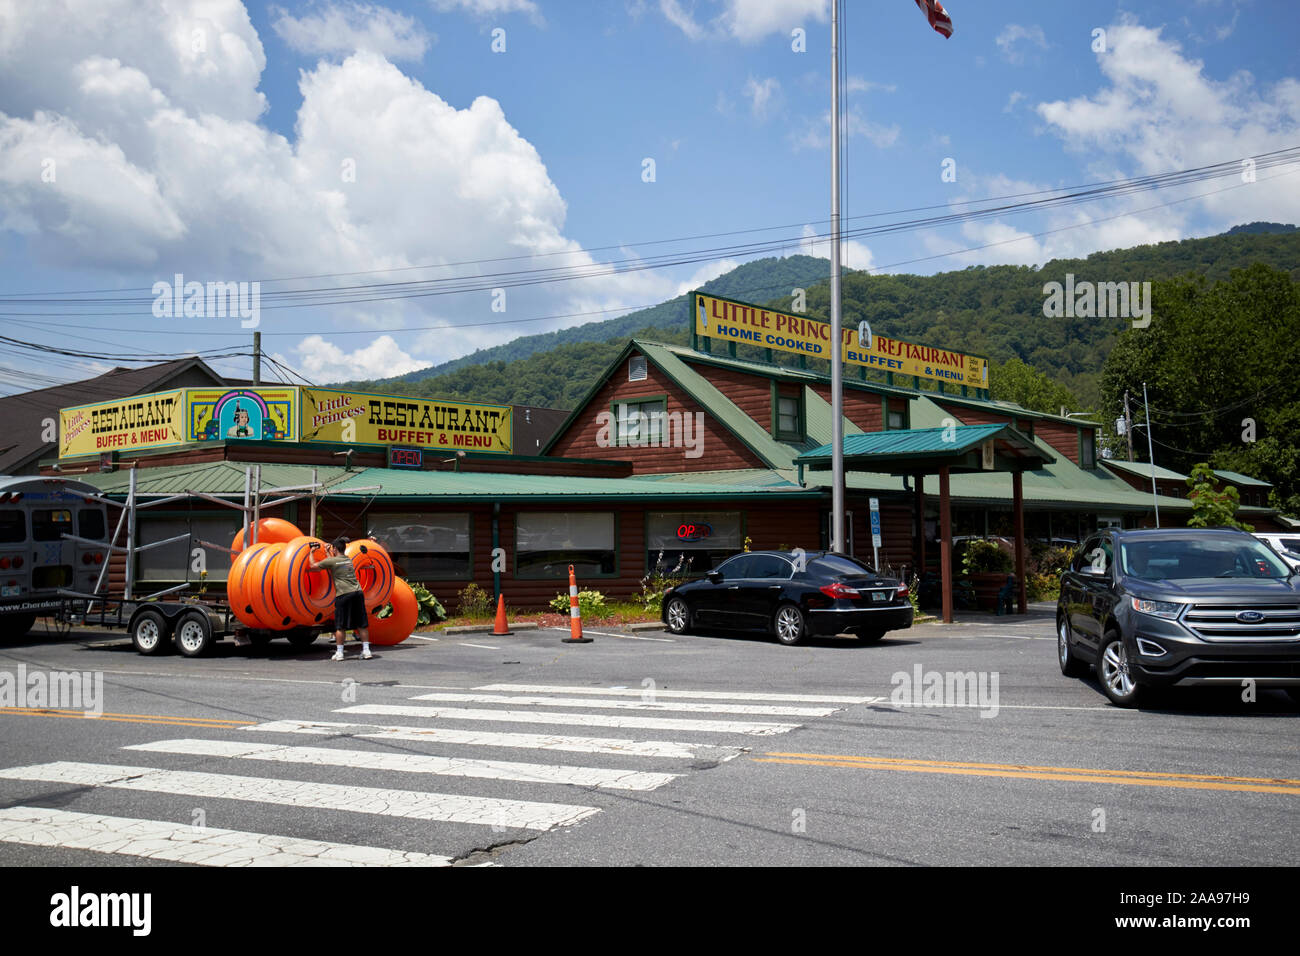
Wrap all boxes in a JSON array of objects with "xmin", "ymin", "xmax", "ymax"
[{"xmin": 914, "ymin": 0, "xmax": 954, "ymax": 38}]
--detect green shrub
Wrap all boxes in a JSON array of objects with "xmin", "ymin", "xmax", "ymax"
[
  {"xmin": 455, "ymin": 582, "xmax": 493, "ymax": 618},
  {"xmin": 549, "ymin": 589, "xmax": 608, "ymax": 619},
  {"xmin": 961, "ymin": 539, "xmax": 1014, "ymax": 575},
  {"xmin": 374, "ymin": 580, "xmax": 447, "ymax": 625}
]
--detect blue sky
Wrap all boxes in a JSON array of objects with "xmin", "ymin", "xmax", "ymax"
[{"xmin": 1, "ymin": 0, "xmax": 1296, "ymax": 390}]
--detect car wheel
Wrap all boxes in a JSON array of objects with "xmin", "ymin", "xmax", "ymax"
[
  {"xmin": 663, "ymin": 597, "xmax": 691, "ymax": 635},
  {"xmin": 1057, "ymin": 615, "xmax": 1088, "ymax": 677},
  {"xmin": 773, "ymin": 603, "xmax": 807, "ymax": 646},
  {"xmin": 1097, "ymin": 630, "xmax": 1143, "ymax": 707},
  {"xmin": 856, "ymin": 629, "xmax": 885, "ymax": 644},
  {"xmin": 173, "ymin": 610, "xmax": 214, "ymax": 658},
  {"xmin": 131, "ymin": 608, "xmax": 170, "ymax": 655}
]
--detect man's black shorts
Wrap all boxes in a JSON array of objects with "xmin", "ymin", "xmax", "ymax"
[{"xmin": 334, "ymin": 591, "xmax": 368, "ymax": 631}]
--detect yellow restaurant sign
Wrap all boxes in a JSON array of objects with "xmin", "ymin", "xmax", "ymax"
[
  {"xmin": 59, "ymin": 389, "xmax": 187, "ymax": 457},
  {"xmin": 693, "ymin": 292, "xmax": 988, "ymax": 389},
  {"xmin": 301, "ymin": 388, "xmax": 513, "ymax": 454}
]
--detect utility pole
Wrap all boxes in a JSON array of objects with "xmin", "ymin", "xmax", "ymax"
[
  {"xmin": 1123, "ymin": 390, "xmax": 1134, "ymax": 461},
  {"xmin": 828, "ymin": 0, "xmax": 845, "ymax": 554},
  {"xmin": 253, "ymin": 331, "xmax": 261, "ymax": 385},
  {"xmin": 1143, "ymin": 381, "xmax": 1159, "ymax": 528}
]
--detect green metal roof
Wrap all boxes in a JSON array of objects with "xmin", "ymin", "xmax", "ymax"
[
  {"xmin": 796, "ymin": 423, "xmax": 1010, "ymax": 461},
  {"xmin": 1213, "ymin": 469, "xmax": 1272, "ymax": 488},
  {"xmin": 1101, "ymin": 459, "xmax": 1189, "ymax": 481},
  {"xmin": 325, "ymin": 467, "xmax": 816, "ymax": 500},
  {"xmin": 79, "ymin": 462, "xmax": 355, "ymax": 496}
]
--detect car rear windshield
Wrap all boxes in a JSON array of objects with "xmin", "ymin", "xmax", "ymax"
[
  {"xmin": 810, "ymin": 555, "xmax": 876, "ymax": 577},
  {"xmin": 1121, "ymin": 537, "xmax": 1291, "ymax": 580}
]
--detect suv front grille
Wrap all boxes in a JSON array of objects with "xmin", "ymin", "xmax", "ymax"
[{"xmin": 1183, "ymin": 603, "xmax": 1300, "ymax": 641}]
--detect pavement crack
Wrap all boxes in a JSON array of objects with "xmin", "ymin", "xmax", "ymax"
[{"xmin": 450, "ymin": 836, "xmax": 539, "ymax": 866}]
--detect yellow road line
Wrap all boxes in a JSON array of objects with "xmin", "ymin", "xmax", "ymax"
[
  {"xmin": 0, "ymin": 707, "xmax": 253, "ymax": 729},
  {"xmin": 754, "ymin": 752, "xmax": 1300, "ymax": 795}
]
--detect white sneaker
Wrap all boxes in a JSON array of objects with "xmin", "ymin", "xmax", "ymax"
[
  {"xmin": 331, "ymin": 648, "xmax": 345, "ymax": 661},
  {"xmin": 360, "ymin": 649, "xmax": 373, "ymax": 660}
]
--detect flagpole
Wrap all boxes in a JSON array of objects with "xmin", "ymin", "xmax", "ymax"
[{"xmin": 830, "ymin": 0, "xmax": 845, "ymax": 554}]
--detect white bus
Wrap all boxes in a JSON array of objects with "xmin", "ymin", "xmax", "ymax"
[{"xmin": 0, "ymin": 476, "xmax": 109, "ymax": 639}]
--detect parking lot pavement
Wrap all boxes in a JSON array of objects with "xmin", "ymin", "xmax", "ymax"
[{"xmin": 2, "ymin": 607, "xmax": 1296, "ymax": 867}]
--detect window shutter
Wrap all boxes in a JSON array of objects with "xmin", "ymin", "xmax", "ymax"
[{"xmin": 628, "ymin": 355, "xmax": 648, "ymax": 382}]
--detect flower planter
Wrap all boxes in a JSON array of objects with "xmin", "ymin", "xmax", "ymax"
[{"xmin": 965, "ymin": 572, "xmax": 1013, "ymax": 611}]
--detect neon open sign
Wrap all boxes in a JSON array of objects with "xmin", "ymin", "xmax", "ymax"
[{"xmin": 677, "ymin": 523, "xmax": 713, "ymax": 542}]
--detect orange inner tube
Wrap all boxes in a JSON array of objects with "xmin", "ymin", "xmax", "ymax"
[
  {"xmin": 368, "ymin": 578, "xmax": 418, "ymax": 645},
  {"xmin": 228, "ymin": 542, "xmax": 275, "ymax": 629},
  {"xmin": 231, "ymin": 518, "xmax": 304, "ymax": 554},
  {"xmin": 345, "ymin": 539, "xmax": 394, "ymax": 610},
  {"xmin": 276, "ymin": 536, "xmax": 335, "ymax": 627},
  {"xmin": 246, "ymin": 544, "xmax": 294, "ymax": 630}
]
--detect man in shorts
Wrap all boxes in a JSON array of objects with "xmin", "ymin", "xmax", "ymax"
[{"xmin": 310, "ymin": 537, "xmax": 371, "ymax": 661}]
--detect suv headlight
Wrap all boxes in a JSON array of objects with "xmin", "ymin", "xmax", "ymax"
[{"xmin": 1130, "ymin": 597, "xmax": 1184, "ymax": 620}]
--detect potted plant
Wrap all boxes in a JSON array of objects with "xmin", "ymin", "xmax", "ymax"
[{"xmin": 959, "ymin": 539, "xmax": 1015, "ymax": 611}]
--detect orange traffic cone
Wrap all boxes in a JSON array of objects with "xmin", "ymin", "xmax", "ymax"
[
  {"xmin": 492, "ymin": 593, "xmax": 512, "ymax": 636},
  {"xmin": 561, "ymin": 564, "xmax": 592, "ymax": 644}
]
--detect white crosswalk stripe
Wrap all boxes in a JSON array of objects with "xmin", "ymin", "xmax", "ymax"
[
  {"xmin": 0, "ymin": 681, "xmax": 863, "ymax": 866},
  {"xmin": 474, "ymin": 683, "xmax": 876, "ymax": 704},
  {"xmin": 0, "ymin": 806, "xmax": 450, "ymax": 867},
  {"xmin": 0, "ymin": 762, "xmax": 600, "ymax": 831},
  {"xmin": 335, "ymin": 703, "xmax": 799, "ymax": 734},
  {"xmin": 126, "ymin": 738, "xmax": 680, "ymax": 791},
  {"xmin": 407, "ymin": 692, "xmax": 838, "ymax": 716},
  {"xmin": 241, "ymin": 719, "xmax": 740, "ymax": 760}
]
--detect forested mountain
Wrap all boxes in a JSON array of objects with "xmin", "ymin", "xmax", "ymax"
[
  {"xmin": 354, "ymin": 228, "xmax": 1300, "ymax": 412},
  {"xmin": 379, "ymin": 255, "xmax": 842, "ymax": 384}
]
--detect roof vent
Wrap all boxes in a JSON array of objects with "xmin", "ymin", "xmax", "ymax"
[{"xmin": 628, "ymin": 355, "xmax": 648, "ymax": 382}]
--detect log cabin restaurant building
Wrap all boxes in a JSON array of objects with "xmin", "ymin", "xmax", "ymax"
[{"xmin": 29, "ymin": 313, "xmax": 1291, "ymax": 621}]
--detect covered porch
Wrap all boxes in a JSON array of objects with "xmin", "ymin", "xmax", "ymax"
[{"xmin": 796, "ymin": 424, "xmax": 1056, "ymax": 623}]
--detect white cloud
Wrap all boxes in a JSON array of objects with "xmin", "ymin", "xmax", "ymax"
[
  {"xmin": 673, "ymin": 258, "xmax": 740, "ymax": 297},
  {"xmin": 1034, "ymin": 17, "xmax": 1300, "ymax": 227},
  {"xmin": 995, "ymin": 24, "xmax": 1047, "ymax": 65},
  {"xmin": 658, "ymin": 0, "xmax": 705, "ymax": 40},
  {"xmin": 279, "ymin": 334, "xmax": 429, "ymax": 383},
  {"xmin": 272, "ymin": 3, "xmax": 433, "ymax": 61},
  {"xmin": 798, "ymin": 224, "xmax": 873, "ymax": 271},
  {"xmin": 658, "ymin": 0, "xmax": 828, "ymax": 44},
  {"xmin": 792, "ymin": 108, "xmax": 899, "ymax": 150},
  {"xmin": 847, "ymin": 76, "xmax": 895, "ymax": 95},
  {"xmin": 743, "ymin": 75, "xmax": 781, "ymax": 119},
  {"xmin": 1003, "ymin": 90, "xmax": 1026, "ymax": 113},
  {"xmin": 430, "ymin": 0, "xmax": 541, "ymax": 22},
  {"xmin": 0, "ymin": 0, "xmax": 689, "ymax": 367},
  {"xmin": 718, "ymin": 0, "xmax": 827, "ymax": 43}
]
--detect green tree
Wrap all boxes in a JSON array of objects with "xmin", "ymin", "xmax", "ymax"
[
  {"xmin": 988, "ymin": 357, "xmax": 1081, "ymax": 415},
  {"xmin": 1185, "ymin": 463, "xmax": 1253, "ymax": 531}
]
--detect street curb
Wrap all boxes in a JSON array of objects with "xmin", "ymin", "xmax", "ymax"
[{"xmin": 439, "ymin": 622, "xmax": 540, "ymax": 634}]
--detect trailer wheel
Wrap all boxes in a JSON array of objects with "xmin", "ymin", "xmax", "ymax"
[
  {"xmin": 174, "ymin": 610, "xmax": 214, "ymax": 658},
  {"xmin": 285, "ymin": 628, "xmax": 319, "ymax": 649},
  {"xmin": 131, "ymin": 609, "xmax": 171, "ymax": 655},
  {"xmin": 2, "ymin": 613, "xmax": 37, "ymax": 641}
]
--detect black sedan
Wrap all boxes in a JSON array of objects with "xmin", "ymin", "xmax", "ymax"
[{"xmin": 660, "ymin": 550, "xmax": 913, "ymax": 645}]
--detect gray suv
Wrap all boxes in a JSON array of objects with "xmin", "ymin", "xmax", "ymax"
[{"xmin": 1056, "ymin": 528, "xmax": 1300, "ymax": 707}]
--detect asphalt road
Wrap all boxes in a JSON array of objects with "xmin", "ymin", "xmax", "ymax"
[{"xmin": 0, "ymin": 606, "xmax": 1296, "ymax": 868}]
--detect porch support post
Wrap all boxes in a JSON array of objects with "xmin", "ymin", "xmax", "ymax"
[
  {"xmin": 939, "ymin": 465, "xmax": 953, "ymax": 624},
  {"xmin": 1013, "ymin": 469, "xmax": 1027, "ymax": 614},
  {"xmin": 913, "ymin": 472, "xmax": 925, "ymax": 579}
]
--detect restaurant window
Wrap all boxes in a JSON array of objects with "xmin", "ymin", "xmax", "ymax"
[
  {"xmin": 613, "ymin": 398, "xmax": 666, "ymax": 447},
  {"xmin": 1079, "ymin": 429, "xmax": 1096, "ymax": 469},
  {"xmin": 135, "ymin": 514, "xmax": 242, "ymax": 583},
  {"xmin": 646, "ymin": 511, "xmax": 744, "ymax": 574},
  {"xmin": 517, "ymin": 512, "xmax": 616, "ymax": 578},
  {"xmin": 773, "ymin": 388, "xmax": 803, "ymax": 441},
  {"xmin": 884, "ymin": 398, "xmax": 908, "ymax": 431},
  {"xmin": 370, "ymin": 513, "xmax": 471, "ymax": 580}
]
